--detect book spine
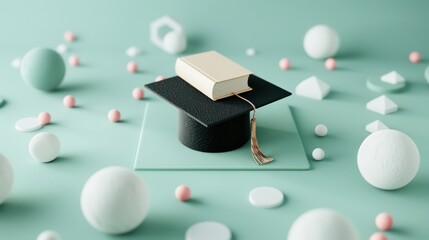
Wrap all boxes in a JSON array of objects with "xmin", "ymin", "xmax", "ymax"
[{"xmin": 175, "ymin": 58, "xmax": 216, "ymax": 100}]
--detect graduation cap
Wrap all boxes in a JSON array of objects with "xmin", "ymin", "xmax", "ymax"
[{"xmin": 145, "ymin": 53, "xmax": 291, "ymax": 165}]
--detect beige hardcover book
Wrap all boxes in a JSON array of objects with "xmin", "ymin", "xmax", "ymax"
[{"xmin": 175, "ymin": 51, "xmax": 252, "ymax": 101}]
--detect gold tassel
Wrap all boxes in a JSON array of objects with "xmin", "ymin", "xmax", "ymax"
[{"xmin": 234, "ymin": 93, "xmax": 273, "ymax": 165}]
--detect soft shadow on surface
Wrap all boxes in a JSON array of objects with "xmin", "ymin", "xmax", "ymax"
[
  {"xmin": 0, "ymin": 197, "xmax": 42, "ymax": 219},
  {"xmin": 388, "ymin": 177, "xmax": 429, "ymax": 199},
  {"xmin": 112, "ymin": 214, "xmax": 186, "ymax": 239},
  {"xmin": 335, "ymin": 46, "xmax": 371, "ymax": 60},
  {"xmin": 53, "ymin": 79, "xmax": 98, "ymax": 93}
]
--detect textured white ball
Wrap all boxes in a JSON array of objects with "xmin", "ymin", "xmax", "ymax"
[
  {"xmin": 357, "ymin": 129, "xmax": 420, "ymax": 190},
  {"xmin": 29, "ymin": 132, "xmax": 60, "ymax": 163},
  {"xmin": 37, "ymin": 230, "xmax": 60, "ymax": 240},
  {"xmin": 312, "ymin": 148, "xmax": 325, "ymax": 161},
  {"xmin": 304, "ymin": 25, "xmax": 340, "ymax": 59},
  {"xmin": 315, "ymin": 124, "xmax": 328, "ymax": 137},
  {"xmin": 163, "ymin": 31, "xmax": 187, "ymax": 54},
  {"xmin": 288, "ymin": 208, "xmax": 358, "ymax": 240},
  {"xmin": 81, "ymin": 166, "xmax": 149, "ymax": 234},
  {"xmin": 0, "ymin": 154, "xmax": 13, "ymax": 204}
]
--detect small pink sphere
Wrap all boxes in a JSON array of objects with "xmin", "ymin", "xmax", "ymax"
[
  {"xmin": 155, "ymin": 75, "xmax": 165, "ymax": 82},
  {"xmin": 325, "ymin": 58, "xmax": 336, "ymax": 70},
  {"xmin": 278, "ymin": 58, "xmax": 291, "ymax": 70},
  {"xmin": 175, "ymin": 184, "xmax": 191, "ymax": 202},
  {"xmin": 132, "ymin": 88, "xmax": 144, "ymax": 100},
  {"xmin": 63, "ymin": 95, "xmax": 76, "ymax": 108},
  {"xmin": 38, "ymin": 112, "xmax": 51, "ymax": 125},
  {"xmin": 127, "ymin": 61, "xmax": 138, "ymax": 73},
  {"xmin": 369, "ymin": 232, "xmax": 388, "ymax": 240},
  {"xmin": 375, "ymin": 212, "xmax": 393, "ymax": 231},
  {"xmin": 409, "ymin": 51, "xmax": 421, "ymax": 64},
  {"xmin": 64, "ymin": 31, "xmax": 76, "ymax": 42},
  {"xmin": 68, "ymin": 55, "xmax": 80, "ymax": 66},
  {"xmin": 108, "ymin": 109, "xmax": 121, "ymax": 122}
]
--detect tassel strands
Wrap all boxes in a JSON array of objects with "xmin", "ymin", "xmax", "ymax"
[{"xmin": 234, "ymin": 93, "xmax": 273, "ymax": 165}]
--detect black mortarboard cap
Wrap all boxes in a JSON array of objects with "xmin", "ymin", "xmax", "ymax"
[{"xmin": 145, "ymin": 74, "xmax": 291, "ymax": 152}]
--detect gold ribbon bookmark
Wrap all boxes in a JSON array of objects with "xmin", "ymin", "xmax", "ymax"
[{"xmin": 234, "ymin": 93, "xmax": 273, "ymax": 165}]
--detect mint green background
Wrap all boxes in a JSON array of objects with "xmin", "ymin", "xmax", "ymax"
[{"xmin": 0, "ymin": 0, "xmax": 428, "ymax": 239}]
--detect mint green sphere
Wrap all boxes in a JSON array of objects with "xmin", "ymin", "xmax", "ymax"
[{"xmin": 20, "ymin": 48, "xmax": 66, "ymax": 91}]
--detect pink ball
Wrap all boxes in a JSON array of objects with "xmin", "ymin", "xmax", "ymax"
[
  {"xmin": 63, "ymin": 95, "xmax": 76, "ymax": 108},
  {"xmin": 369, "ymin": 232, "xmax": 388, "ymax": 240},
  {"xmin": 38, "ymin": 112, "xmax": 51, "ymax": 125},
  {"xmin": 325, "ymin": 58, "xmax": 336, "ymax": 70},
  {"xmin": 175, "ymin": 185, "xmax": 191, "ymax": 201},
  {"xmin": 132, "ymin": 88, "xmax": 144, "ymax": 100},
  {"xmin": 68, "ymin": 55, "xmax": 80, "ymax": 66},
  {"xmin": 108, "ymin": 109, "xmax": 121, "ymax": 122},
  {"xmin": 155, "ymin": 75, "xmax": 165, "ymax": 82},
  {"xmin": 64, "ymin": 31, "xmax": 76, "ymax": 42},
  {"xmin": 375, "ymin": 212, "xmax": 393, "ymax": 231},
  {"xmin": 409, "ymin": 51, "xmax": 421, "ymax": 64},
  {"xmin": 127, "ymin": 61, "xmax": 138, "ymax": 73},
  {"xmin": 278, "ymin": 58, "xmax": 291, "ymax": 70}
]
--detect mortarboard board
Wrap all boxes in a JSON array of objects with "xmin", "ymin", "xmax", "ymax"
[{"xmin": 145, "ymin": 74, "xmax": 292, "ymax": 154}]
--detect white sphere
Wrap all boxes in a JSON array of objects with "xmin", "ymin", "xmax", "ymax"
[
  {"xmin": 312, "ymin": 148, "xmax": 325, "ymax": 161},
  {"xmin": 304, "ymin": 25, "xmax": 340, "ymax": 59},
  {"xmin": 0, "ymin": 154, "xmax": 13, "ymax": 204},
  {"xmin": 357, "ymin": 129, "xmax": 420, "ymax": 190},
  {"xmin": 37, "ymin": 230, "xmax": 60, "ymax": 240},
  {"xmin": 29, "ymin": 132, "xmax": 60, "ymax": 163},
  {"xmin": 163, "ymin": 31, "xmax": 187, "ymax": 54},
  {"xmin": 315, "ymin": 124, "xmax": 328, "ymax": 137},
  {"xmin": 81, "ymin": 166, "xmax": 149, "ymax": 234},
  {"xmin": 288, "ymin": 208, "xmax": 358, "ymax": 240}
]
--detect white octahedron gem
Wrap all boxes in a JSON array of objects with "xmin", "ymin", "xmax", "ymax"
[
  {"xmin": 126, "ymin": 46, "xmax": 141, "ymax": 57},
  {"xmin": 150, "ymin": 15, "xmax": 187, "ymax": 54},
  {"xmin": 296, "ymin": 76, "xmax": 331, "ymax": 100},
  {"xmin": 56, "ymin": 44, "xmax": 68, "ymax": 54},
  {"xmin": 365, "ymin": 120, "xmax": 389, "ymax": 133},
  {"xmin": 366, "ymin": 95, "xmax": 398, "ymax": 115},
  {"xmin": 381, "ymin": 71, "xmax": 405, "ymax": 84}
]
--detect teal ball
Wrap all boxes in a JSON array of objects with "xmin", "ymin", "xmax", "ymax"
[{"xmin": 20, "ymin": 48, "xmax": 66, "ymax": 91}]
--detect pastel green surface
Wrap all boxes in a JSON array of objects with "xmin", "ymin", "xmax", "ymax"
[
  {"xmin": 20, "ymin": 48, "xmax": 65, "ymax": 91},
  {"xmin": 0, "ymin": 1, "xmax": 429, "ymax": 239},
  {"xmin": 135, "ymin": 99, "xmax": 309, "ymax": 170},
  {"xmin": 366, "ymin": 76, "xmax": 406, "ymax": 93}
]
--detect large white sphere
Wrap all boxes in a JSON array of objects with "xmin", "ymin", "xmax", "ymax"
[
  {"xmin": 81, "ymin": 166, "xmax": 149, "ymax": 234},
  {"xmin": 288, "ymin": 208, "xmax": 358, "ymax": 240},
  {"xmin": 0, "ymin": 154, "xmax": 13, "ymax": 204},
  {"xmin": 357, "ymin": 129, "xmax": 420, "ymax": 190},
  {"xmin": 29, "ymin": 132, "xmax": 60, "ymax": 163},
  {"xmin": 163, "ymin": 31, "xmax": 187, "ymax": 54},
  {"xmin": 37, "ymin": 230, "xmax": 60, "ymax": 240},
  {"xmin": 303, "ymin": 25, "xmax": 340, "ymax": 59}
]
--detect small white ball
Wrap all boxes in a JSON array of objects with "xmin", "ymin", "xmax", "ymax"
[
  {"xmin": 312, "ymin": 148, "xmax": 325, "ymax": 161},
  {"xmin": 163, "ymin": 31, "xmax": 187, "ymax": 54},
  {"xmin": 315, "ymin": 124, "xmax": 328, "ymax": 137},
  {"xmin": 81, "ymin": 166, "xmax": 149, "ymax": 234},
  {"xmin": 37, "ymin": 230, "xmax": 60, "ymax": 240},
  {"xmin": 246, "ymin": 48, "xmax": 256, "ymax": 56},
  {"xmin": 29, "ymin": 132, "xmax": 60, "ymax": 163},
  {"xmin": 357, "ymin": 129, "xmax": 420, "ymax": 190},
  {"xmin": 304, "ymin": 25, "xmax": 340, "ymax": 59},
  {"xmin": 288, "ymin": 208, "xmax": 358, "ymax": 240},
  {"xmin": 0, "ymin": 154, "xmax": 13, "ymax": 204}
]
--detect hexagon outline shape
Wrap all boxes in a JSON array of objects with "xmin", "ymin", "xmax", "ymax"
[{"xmin": 150, "ymin": 16, "xmax": 184, "ymax": 51}]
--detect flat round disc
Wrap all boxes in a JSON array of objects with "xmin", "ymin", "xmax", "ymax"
[
  {"xmin": 366, "ymin": 77, "xmax": 405, "ymax": 93},
  {"xmin": 15, "ymin": 117, "xmax": 42, "ymax": 132}
]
